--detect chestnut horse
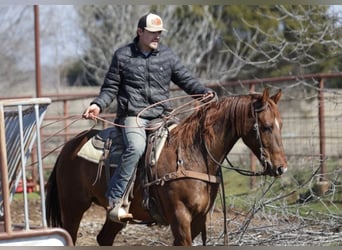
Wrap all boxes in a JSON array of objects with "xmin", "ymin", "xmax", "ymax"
[{"xmin": 45, "ymin": 88, "xmax": 287, "ymax": 246}]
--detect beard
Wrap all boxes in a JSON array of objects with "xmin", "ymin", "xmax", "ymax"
[{"xmin": 149, "ymin": 41, "xmax": 159, "ymax": 50}]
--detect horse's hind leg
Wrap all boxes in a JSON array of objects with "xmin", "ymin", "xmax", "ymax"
[
  {"xmin": 201, "ymin": 222, "xmax": 207, "ymax": 246},
  {"xmin": 96, "ymin": 218, "xmax": 124, "ymax": 246},
  {"xmin": 60, "ymin": 198, "xmax": 92, "ymax": 244}
]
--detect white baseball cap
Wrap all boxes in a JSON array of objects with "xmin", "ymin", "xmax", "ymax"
[{"xmin": 138, "ymin": 13, "xmax": 167, "ymax": 32}]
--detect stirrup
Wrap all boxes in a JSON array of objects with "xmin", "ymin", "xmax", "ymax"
[{"xmin": 107, "ymin": 205, "xmax": 133, "ymax": 224}]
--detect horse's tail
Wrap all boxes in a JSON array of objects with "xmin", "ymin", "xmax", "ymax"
[
  {"xmin": 45, "ymin": 128, "xmax": 100, "ymax": 227},
  {"xmin": 45, "ymin": 154, "xmax": 62, "ymax": 227}
]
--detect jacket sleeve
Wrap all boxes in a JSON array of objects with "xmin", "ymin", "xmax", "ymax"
[
  {"xmin": 170, "ymin": 50, "xmax": 211, "ymax": 96},
  {"xmin": 90, "ymin": 51, "xmax": 121, "ymax": 112}
]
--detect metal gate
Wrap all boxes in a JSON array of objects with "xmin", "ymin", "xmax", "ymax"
[{"xmin": 0, "ymin": 98, "xmax": 72, "ymax": 246}]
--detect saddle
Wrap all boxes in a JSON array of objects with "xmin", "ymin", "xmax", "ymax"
[
  {"xmin": 77, "ymin": 118, "xmax": 177, "ymax": 170},
  {"xmin": 77, "ymin": 117, "xmax": 220, "ymax": 225},
  {"xmin": 77, "ymin": 117, "xmax": 178, "ymax": 224}
]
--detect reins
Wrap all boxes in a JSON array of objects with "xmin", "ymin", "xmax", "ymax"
[
  {"xmin": 204, "ymin": 101, "xmax": 270, "ymax": 177},
  {"xmin": 136, "ymin": 93, "xmax": 215, "ymax": 129},
  {"xmin": 202, "ymin": 100, "xmax": 272, "ymax": 245},
  {"xmin": 91, "ymin": 93, "xmax": 268, "ymax": 178},
  {"xmin": 34, "ymin": 93, "xmax": 213, "ymax": 167},
  {"xmin": 39, "ymin": 95, "xmax": 267, "ymax": 187},
  {"xmin": 90, "ymin": 93, "xmax": 214, "ymax": 131},
  {"xmin": 205, "ymin": 142, "xmax": 265, "ymax": 177},
  {"xmin": 28, "ymin": 115, "xmax": 96, "ymax": 168}
]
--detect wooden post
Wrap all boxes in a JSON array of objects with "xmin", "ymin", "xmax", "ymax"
[
  {"xmin": 315, "ymin": 78, "xmax": 330, "ymax": 197},
  {"xmin": 0, "ymin": 105, "xmax": 12, "ymax": 234},
  {"xmin": 64, "ymin": 100, "xmax": 69, "ymax": 142},
  {"xmin": 318, "ymin": 78, "xmax": 326, "ymax": 182},
  {"xmin": 33, "ymin": 5, "xmax": 41, "ymax": 190},
  {"xmin": 34, "ymin": 5, "xmax": 42, "ymax": 98}
]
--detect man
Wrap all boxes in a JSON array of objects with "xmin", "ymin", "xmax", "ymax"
[{"xmin": 83, "ymin": 13, "xmax": 215, "ymax": 223}]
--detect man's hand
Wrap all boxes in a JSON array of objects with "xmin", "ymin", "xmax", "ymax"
[
  {"xmin": 202, "ymin": 91, "xmax": 218, "ymax": 103},
  {"xmin": 83, "ymin": 104, "xmax": 101, "ymax": 120}
]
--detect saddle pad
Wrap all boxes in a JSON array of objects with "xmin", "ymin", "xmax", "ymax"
[
  {"xmin": 77, "ymin": 123, "xmax": 178, "ymax": 165},
  {"xmin": 154, "ymin": 123, "xmax": 177, "ymax": 163},
  {"xmin": 77, "ymin": 138, "xmax": 103, "ymax": 164}
]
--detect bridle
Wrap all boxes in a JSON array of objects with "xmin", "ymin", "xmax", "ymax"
[
  {"xmin": 251, "ymin": 101, "xmax": 269, "ymax": 173},
  {"xmin": 205, "ymin": 101, "xmax": 270, "ymax": 177},
  {"xmin": 203, "ymin": 99, "xmax": 272, "ymax": 245}
]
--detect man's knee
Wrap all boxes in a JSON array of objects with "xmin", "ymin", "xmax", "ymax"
[{"xmin": 128, "ymin": 141, "xmax": 146, "ymax": 156}]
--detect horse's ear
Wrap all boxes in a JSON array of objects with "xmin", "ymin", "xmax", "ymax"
[
  {"xmin": 271, "ymin": 89, "xmax": 282, "ymax": 104},
  {"xmin": 262, "ymin": 88, "xmax": 270, "ymax": 104}
]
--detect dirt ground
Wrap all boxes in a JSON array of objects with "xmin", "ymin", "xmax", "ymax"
[
  {"xmin": 9, "ymin": 198, "xmax": 225, "ymax": 246},
  {"xmin": 7, "ymin": 197, "xmax": 342, "ymax": 246},
  {"xmin": 74, "ymin": 202, "xmax": 176, "ymax": 246}
]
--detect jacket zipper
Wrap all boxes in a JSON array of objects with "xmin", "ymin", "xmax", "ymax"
[{"xmin": 145, "ymin": 55, "xmax": 152, "ymax": 103}]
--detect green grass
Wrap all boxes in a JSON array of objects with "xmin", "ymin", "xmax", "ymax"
[
  {"xmin": 13, "ymin": 192, "xmax": 41, "ymax": 201},
  {"xmin": 218, "ymin": 159, "xmax": 342, "ymax": 219},
  {"xmin": 222, "ymin": 169, "xmax": 252, "ymax": 196}
]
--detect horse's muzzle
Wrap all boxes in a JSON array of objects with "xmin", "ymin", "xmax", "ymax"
[
  {"xmin": 264, "ymin": 160, "xmax": 287, "ymax": 177},
  {"xmin": 275, "ymin": 166, "xmax": 287, "ymax": 176}
]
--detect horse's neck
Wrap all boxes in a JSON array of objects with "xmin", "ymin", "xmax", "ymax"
[
  {"xmin": 206, "ymin": 96, "xmax": 252, "ymax": 163},
  {"xmin": 207, "ymin": 120, "xmax": 240, "ymax": 164}
]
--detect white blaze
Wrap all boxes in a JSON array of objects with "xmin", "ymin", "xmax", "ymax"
[{"xmin": 275, "ymin": 118, "xmax": 280, "ymax": 130}]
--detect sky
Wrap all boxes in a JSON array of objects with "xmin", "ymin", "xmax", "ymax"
[
  {"xmin": 0, "ymin": 6, "xmax": 82, "ymax": 69},
  {"xmin": 330, "ymin": 4, "xmax": 342, "ymax": 20},
  {"xmin": 38, "ymin": 5, "xmax": 82, "ymax": 67}
]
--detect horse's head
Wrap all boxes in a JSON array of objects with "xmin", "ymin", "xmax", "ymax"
[{"xmin": 242, "ymin": 88, "xmax": 288, "ymax": 177}]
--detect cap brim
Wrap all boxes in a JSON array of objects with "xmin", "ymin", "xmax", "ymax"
[{"xmin": 145, "ymin": 27, "xmax": 167, "ymax": 32}]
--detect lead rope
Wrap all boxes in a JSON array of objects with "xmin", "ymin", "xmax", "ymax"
[
  {"xmin": 91, "ymin": 93, "xmax": 214, "ymax": 131},
  {"xmin": 205, "ymin": 142, "xmax": 265, "ymax": 177},
  {"xmin": 27, "ymin": 115, "xmax": 95, "ymax": 168},
  {"xmin": 218, "ymin": 166, "xmax": 228, "ymax": 245}
]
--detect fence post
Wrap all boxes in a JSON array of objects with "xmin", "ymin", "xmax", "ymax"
[
  {"xmin": 313, "ymin": 78, "xmax": 330, "ymax": 197},
  {"xmin": 318, "ymin": 78, "xmax": 327, "ymax": 182},
  {"xmin": 63, "ymin": 100, "xmax": 69, "ymax": 142},
  {"xmin": 0, "ymin": 105, "xmax": 12, "ymax": 234}
]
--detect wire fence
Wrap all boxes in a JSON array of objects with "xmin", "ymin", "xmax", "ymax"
[
  {"xmin": 201, "ymin": 78, "xmax": 342, "ymax": 246},
  {"xmin": 3, "ymin": 73, "xmax": 341, "ymax": 246}
]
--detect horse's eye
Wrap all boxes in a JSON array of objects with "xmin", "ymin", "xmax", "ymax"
[{"xmin": 261, "ymin": 126, "xmax": 272, "ymax": 133}]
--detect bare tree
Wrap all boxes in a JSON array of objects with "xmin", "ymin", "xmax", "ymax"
[
  {"xmin": 1, "ymin": 6, "xmax": 341, "ymax": 91},
  {"xmin": 0, "ymin": 6, "xmax": 34, "ymax": 91},
  {"xmin": 74, "ymin": 5, "xmax": 151, "ymax": 86},
  {"xmin": 0, "ymin": 6, "xmax": 80, "ymax": 95},
  {"xmin": 219, "ymin": 5, "xmax": 342, "ymax": 80},
  {"xmin": 74, "ymin": 5, "xmax": 342, "ymax": 87}
]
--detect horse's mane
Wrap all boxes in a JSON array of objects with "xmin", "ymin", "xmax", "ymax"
[{"xmin": 171, "ymin": 94, "xmax": 258, "ymax": 149}]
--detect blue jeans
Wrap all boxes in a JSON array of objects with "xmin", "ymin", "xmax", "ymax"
[{"xmin": 105, "ymin": 116, "xmax": 150, "ymax": 207}]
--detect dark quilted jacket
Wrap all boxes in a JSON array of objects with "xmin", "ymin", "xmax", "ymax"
[{"xmin": 91, "ymin": 37, "xmax": 211, "ymax": 119}]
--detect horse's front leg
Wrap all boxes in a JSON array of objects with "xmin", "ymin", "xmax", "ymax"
[{"xmin": 169, "ymin": 204, "xmax": 193, "ymax": 246}]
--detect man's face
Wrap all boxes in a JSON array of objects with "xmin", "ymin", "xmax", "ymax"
[{"xmin": 137, "ymin": 28, "xmax": 162, "ymax": 52}]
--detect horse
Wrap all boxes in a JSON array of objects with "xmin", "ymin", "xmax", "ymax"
[{"xmin": 45, "ymin": 88, "xmax": 287, "ymax": 246}]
